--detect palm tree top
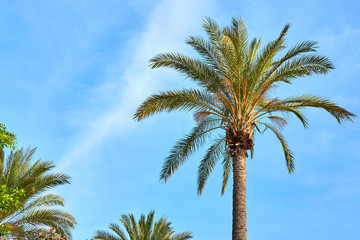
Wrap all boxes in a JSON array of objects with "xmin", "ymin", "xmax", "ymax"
[
  {"xmin": 0, "ymin": 147, "xmax": 77, "ymax": 239},
  {"xmin": 93, "ymin": 210, "xmax": 193, "ymax": 240},
  {"xmin": 134, "ymin": 17, "xmax": 355, "ymax": 195}
]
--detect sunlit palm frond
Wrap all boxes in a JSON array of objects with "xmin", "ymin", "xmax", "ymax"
[
  {"xmin": 12, "ymin": 208, "xmax": 75, "ymax": 238},
  {"xmin": 202, "ymin": 17, "xmax": 223, "ymax": 46},
  {"xmin": 149, "ymin": 53, "xmax": 222, "ymax": 92},
  {"xmin": 134, "ymin": 89, "xmax": 228, "ymax": 122},
  {"xmin": 185, "ymin": 36, "xmax": 223, "ymax": 73},
  {"xmin": 93, "ymin": 211, "xmax": 192, "ymax": 240},
  {"xmin": 250, "ymin": 24, "xmax": 289, "ymax": 86},
  {"xmin": 109, "ymin": 223, "xmax": 128, "ymax": 240},
  {"xmin": 22, "ymin": 194, "xmax": 65, "ymax": 210}
]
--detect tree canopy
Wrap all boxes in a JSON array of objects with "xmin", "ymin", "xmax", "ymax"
[{"xmin": 0, "ymin": 123, "xmax": 17, "ymax": 150}]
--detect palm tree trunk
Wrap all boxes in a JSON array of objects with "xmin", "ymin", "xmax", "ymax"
[{"xmin": 232, "ymin": 148, "xmax": 247, "ymax": 240}]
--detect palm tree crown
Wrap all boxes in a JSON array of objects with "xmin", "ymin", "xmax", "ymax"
[
  {"xmin": 134, "ymin": 17, "xmax": 354, "ymax": 194},
  {"xmin": 134, "ymin": 17, "xmax": 355, "ymax": 240},
  {"xmin": 0, "ymin": 147, "xmax": 77, "ymax": 239},
  {"xmin": 92, "ymin": 211, "xmax": 193, "ymax": 240}
]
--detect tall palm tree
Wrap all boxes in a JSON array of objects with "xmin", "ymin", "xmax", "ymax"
[
  {"xmin": 0, "ymin": 147, "xmax": 77, "ymax": 239},
  {"xmin": 134, "ymin": 17, "xmax": 355, "ymax": 240},
  {"xmin": 92, "ymin": 211, "xmax": 192, "ymax": 240}
]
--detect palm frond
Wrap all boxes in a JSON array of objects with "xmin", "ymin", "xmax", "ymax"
[
  {"xmin": 221, "ymin": 153, "xmax": 232, "ymax": 196},
  {"xmin": 264, "ymin": 40, "xmax": 319, "ymax": 79},
  {"xmin": 94, "ymin": 211, "xmax": 191, "ymax": 240},
  {"xmin": 170, "ymin": 232, "xmax": 193, "ymax": 240},
  {"xmin": 268, "ymin": 54, "xmax": 334, "ymax": 85},
  {"xmin": 185, "ymin": 36, "xmax": 223, "ymax": 73},
  {"xmin": 274, "ymin": 94, "xmax": 355, "ymax": 123},
  {"xmin": 160, "ymin": 119, "xmax": 222, "ymax": 183},
  {"xmin": 202, "ymin": 17, "xmax": 223, "ymax": 45},
  {"xmin": 259, "ymin": 122, "xmax": 295, "ymax": 173},
  {"xmin": 149, "ymin": 53, "xmax": 222, "ymax": 92},
  {"xmin": 133, "ymin": 89, "xmax": 228, "ymax": 122},
  {"xmin": 14, "ymin": 208, "xmax": 76, "ymax": 239},
  {"xmin": 22, "ymin": 194, "xmax": 65, "ymax": 211},
  {"xmin": 254, "ymin": 101, "xmax": 310, "ymax": 128},
  {"xmin": 250, "ymin": 24, "xmax": 289, "ymax": 85},
  {"xmin": 267, "ymin": 116, "xmax": 288, "ymax": 131},
  {"xmin": 197, "ymin": 136, "xmax": 226, "ymax": 195},
  {"xmin": 109, "ymin": 223, "xmax": 128, "ymax": 240},
  {"xmin": 93, "ymin": 230, "xmax": 122, "ymax": 240}
]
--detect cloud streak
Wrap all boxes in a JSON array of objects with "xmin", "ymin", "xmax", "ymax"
[{"xmin": 59, "ymin": 0, "xmax": 213, "ymax": 170}]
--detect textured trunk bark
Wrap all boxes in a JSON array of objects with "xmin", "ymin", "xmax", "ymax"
[{"xmin": 232, "ymin": 148, "xmax": 247, "ymax": 240}]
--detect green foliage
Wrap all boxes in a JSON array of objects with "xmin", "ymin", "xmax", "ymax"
[
  {"xmin": 0, "ymin": 123, "xmax": 17, "ymax": 150},
  {"xmin": 92, "ymin": 211, "xmax": 193, "ymax": 240},
  {"xmin": 0, "ymin": 223, "xmax": 12, "ymax": 237},
  {"xmin": 0, "ymin": 185, "xmax": 25, "ymax": 213},
  {"xmin": 134, "ymin": 16, "xmax": 355, "ymax": 195},
  {"xmin": 0, "ymin": 185, "xmax": 25, "ymax": 237},
  {"xmin": 0, "ymin": 147, "xmax": 77, "ymax": 239}
]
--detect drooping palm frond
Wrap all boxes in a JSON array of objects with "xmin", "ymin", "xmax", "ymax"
[
  {"xmin": 221, "ymin": 153, "xmax": 232, "ymax": 196},
  {"xmin": 258, "ymin": 122, "xmax": 295, "ymax": 173},
  {"xmin": 160, "ymin": 116, "xmax": 223, "ymax": 182},
  {"xmin": 0, "ymin": 147, "xmax": 76, "ymax": 239},
  {"xmin": 93, "ymin": 211, "xmax": 193, "ymax": 240},
  {"xmin": 276, "ymin": 94, "xmax": 354, "ymax": 123},
  {"xmin": 134, "ymin": 16, "xmax": 355, "ymax": 195},
  {"xmin": 197, "ymin": 135, "xmax": 226, "ymax": 195}
]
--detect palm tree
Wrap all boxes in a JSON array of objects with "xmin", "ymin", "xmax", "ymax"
[
  {"xmin": 0, "ymin": 147, "xmax": 77, "ymax": 239},
  {"xmin": 134, "ymin": 17, "xmax": 355, "ymax": 240},
  {"xmin": 92, "ymin": 210, "xmax": 192, "ymax": 240}
]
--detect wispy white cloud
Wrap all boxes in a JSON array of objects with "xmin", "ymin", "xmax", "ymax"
[{"xmin": 59, "ymin": 0, "xmax": 213, "ymax": 170}]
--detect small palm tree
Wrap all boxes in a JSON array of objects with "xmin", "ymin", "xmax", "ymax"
[
  {"xmin": 0, "ymin": 147, "xmax": 77, "ymax": 239},
  {"xmin": 92, "ymin": 211, "xmax": 192, "ymax": 240},
  {"xmin": 134, "ymin": 17, "xmax": 355, "ymax": 240}
]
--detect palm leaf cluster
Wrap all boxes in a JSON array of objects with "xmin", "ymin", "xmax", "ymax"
[
  {"xmin": 0, "ymin": 147, "xmax": 76, "ymax": 239},
  {"xmin": 93, "ymin": 211, "xmax": 192, "ymax": 240},
  {"xmin": 134, "ymin": 17, "xmax": 355, "ymax": 195}
]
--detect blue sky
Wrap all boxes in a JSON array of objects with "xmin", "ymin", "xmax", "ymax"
[{"xmin": 1, "ymin": 0, "xmax": 359, "ymax": 239}]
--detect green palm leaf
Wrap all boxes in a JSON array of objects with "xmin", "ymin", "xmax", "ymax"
[
  {"xmin": 160, "ymin": 118, "xmax": 222, "ymax": 182},
  {"xmin": 259, "ymin": 122, "xmax": 295, "ymax": 173},
  {"xmin": 197, "ymin": 136, "xmax": 226, "ymax": 195},
  {"xmin": 93, "ymin": 211, "xmax": 192, "ymax": 240}
]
